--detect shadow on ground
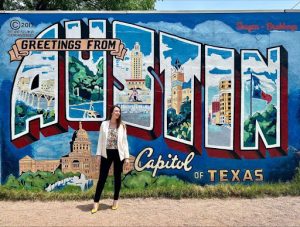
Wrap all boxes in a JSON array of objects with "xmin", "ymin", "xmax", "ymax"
[{"xmin": 76, "ymin": 203, "xmax": 111, "ymax": 212}]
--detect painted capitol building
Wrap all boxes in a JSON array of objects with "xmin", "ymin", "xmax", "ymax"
[{"xmin": 19, "ymin": 122, "xmax": 135, "ymax": 179}]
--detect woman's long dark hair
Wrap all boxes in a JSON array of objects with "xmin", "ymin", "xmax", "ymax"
[{"xmin": 108, "ymin": 105, "xmax": 122, "ymax": 128}]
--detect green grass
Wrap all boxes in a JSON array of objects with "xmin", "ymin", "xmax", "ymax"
[{"xmin": 0, "ymin": 167, "xmax": 299, "ymax": 201}]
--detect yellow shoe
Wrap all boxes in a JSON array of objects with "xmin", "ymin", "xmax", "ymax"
[
  {"xmin": 111, "ymin": 204, "xmax": 118, "ymax": 210},
  {"xmin": 91, "ymin": 207, "xmax": 98, "ymax": 214}
]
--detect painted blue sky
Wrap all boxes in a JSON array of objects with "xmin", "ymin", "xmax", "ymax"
[
  {"xmin": 67, "ymin": 23, "xmax": 78, "ymax": 29},
  {"xmin": 244, "ymin": 53, "xmax": 261, "ymax": 61},
  {"xmin": 115, "ymin": 23, "xmax": 152, "ymax": 55},
  {"xmin": 243, "ymin": 48, "xmax": 279, "ymax": 84},
  {"xmin": 208, "ymin": 86, "xmax": 219, "ymax": 106},
  {"xmin": 22, "ymin": 64, "xmax": 50, "ymax": 73},
  {"xmin": 91, "ymin": 21, "xmax": 103, "ymax": 31},
  {"xmin": 41, "ymin": 28, "xmax": 55, "ymax": 38},
  {"xmin": 208, "ymin": 48, "xmax": 232, "ymax": 59},
  {"xmin": 270, "ymin": 50, "xmax": 278, "ymax": 62},
  {"xmin": 209, "ymin": 67, "xmax": 231, "ymax": 75},
  {"xmin": 162, "ymin": 35, "xmax": 199, "ymax": 66},
  {"xmin": 91, "ymin": 21, "xmax": 105, "ymax": 62},
  {"xmin": 244, "ymin": 68, "xmax": 277, "ymax": 84}
]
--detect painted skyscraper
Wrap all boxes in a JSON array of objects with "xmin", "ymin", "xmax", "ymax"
[
  {"xmin": 170, "ymin": 59, "xmax": 191, "ymax": 114},
  {"xmin": 219, "ymin": 76, "xmax": 232, "ymax": 124},
  {"xmin": 126, "ymin": 42, "xmax": 146, "ymax": 90}
]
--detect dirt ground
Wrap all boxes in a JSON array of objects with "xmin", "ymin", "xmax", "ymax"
[{"xmin": 0, "ymin": 197, "xmax": 299, "ymax": 226}]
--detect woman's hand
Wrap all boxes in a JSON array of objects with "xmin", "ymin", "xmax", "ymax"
[{"xmin": 125, "ymin": 158, "xmax": 129, "ymax": 164}]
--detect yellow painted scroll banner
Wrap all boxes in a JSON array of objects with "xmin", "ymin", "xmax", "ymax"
[{"xmin": 9, "ymin": 38, "xmax": 127, "ymax": 61}]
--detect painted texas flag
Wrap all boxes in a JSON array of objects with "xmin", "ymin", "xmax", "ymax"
[{"xmin": 252, "ymin": 75, "xmax": 272, "ymax": 104}]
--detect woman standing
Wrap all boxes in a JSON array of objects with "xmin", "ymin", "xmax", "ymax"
[{"xmin": 91, "ymin": 105, "xmax": 130, "ymax": 213}]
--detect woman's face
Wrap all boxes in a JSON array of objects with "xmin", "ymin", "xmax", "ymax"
[{"xmin": 112, "ymin": 107, "xmax": 121, "ymax": 120}]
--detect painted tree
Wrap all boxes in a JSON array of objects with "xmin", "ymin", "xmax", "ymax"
[
  {"xmin": 244, "ymin": 104, "xmax": 277, "ymax": 147},
  {"xmin": 145, "ymin": 74, "xmax": 151, "ymax": 89}
]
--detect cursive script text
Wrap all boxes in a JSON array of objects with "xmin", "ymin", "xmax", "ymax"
[{"xmin": 134, "ymin": 147, "xmax": 194, "ymax": 177}]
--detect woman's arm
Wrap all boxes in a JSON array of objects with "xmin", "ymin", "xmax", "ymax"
[
  {"xmin": 123, "ymin": 124, "xmax": 130, "ymax": 160},
  {"xmin": 96, "ymin": 122, "xmax": 104, "ymax": 156}
]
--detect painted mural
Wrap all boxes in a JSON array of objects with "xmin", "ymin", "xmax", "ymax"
[{"xmin": 0, "ymin": 12, "xmax": 300, "ymax": 192}]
